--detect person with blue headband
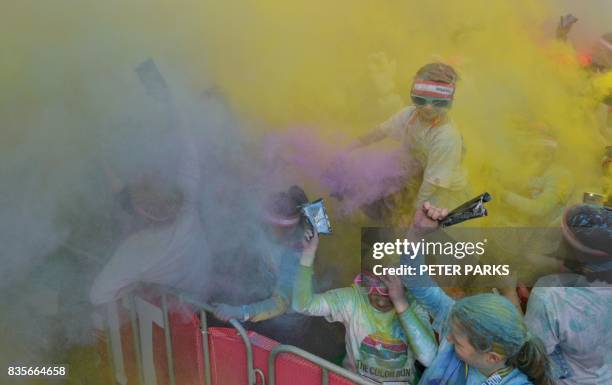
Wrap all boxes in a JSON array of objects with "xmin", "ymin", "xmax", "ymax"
[{"xmin": 399, "ymin": 202, "xmax": 554, "ymax": 385}]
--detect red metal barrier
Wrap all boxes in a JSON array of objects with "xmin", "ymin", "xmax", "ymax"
[
  {"xmin": 208, "ymin": 327, "xmax": 278, "ymax": 385},
  {"xmin": 96, "ymin": 287, "xmax": 361, "ymax": 385},
  {"xmin": 209, "ymin": 327, "xmax": 362, "ymax": 385},
  {"xmin": 96, "ymin": 291, "xmax": 207, "ymax": 385},
  {"xmin": 167, "ymin": 298, "xmax": 206, "ymax": 385},
  {"xmin": 273, "ymin": 351, "xmax": 323, "ymax": 385},
  {"xmin": 95, "ymin": 299, "xmax": 141, "ymax": 385}
]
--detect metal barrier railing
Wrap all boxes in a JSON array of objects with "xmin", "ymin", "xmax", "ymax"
[
  {"xmin": 129, "ymin": 295, "xmax": 146, "ymax": 385},
  {"xmin": 267, "ymin": 345, "xmax": 378, "ymax": 385},
  {"xmin": 161, "ymin": 294, "xmax": 177, "ymax": 385},
  {"xmin": 199, "ymin": 309, "xmax": 213, "ymax": 385},
  {"xmin": 104, "ymin": 284, "xmax": 376, "ymax": 385},
  {"xmin": 175, "ymin": 289, "xmax": 257, "ymax": 385}
]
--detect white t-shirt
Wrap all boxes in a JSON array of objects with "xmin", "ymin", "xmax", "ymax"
[
  {"xmin": 377, "ymin": 106, "xmax": 467, "ymax": 191},
  {"xmin": 525, "ymin": 274, "xmax": 612, "ymax": 385},
  {"xmin": 90, "ymin": 111, "xmax": 207, "ymax": 305},
  {"xmin": 294, "ymin": 265, "xmax": 434, "ymax": 385}
]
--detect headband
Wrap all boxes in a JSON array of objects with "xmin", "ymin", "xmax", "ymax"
[
  {"xmin": 599, "ymin": 37, "xmax": 612, "ymax": 53},
  {"xmin": 262, "ymin": 212, "xmax": 301, "ymax": 227},
  {"xmin": 411, "ymin": 80, "xmax": 455, "ymax": 99}
]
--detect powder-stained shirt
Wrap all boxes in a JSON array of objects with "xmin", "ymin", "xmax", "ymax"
[
  {"xmin": 525, "ymin": 274, "xmax": 612, "ymax": 385},
  {"xmin": 377, "ymin": 106, "xmax": 467, "ymax": 192},
  {"xmin": 293, "ymin": 265, "xmax": 436, "ymax": 385}
]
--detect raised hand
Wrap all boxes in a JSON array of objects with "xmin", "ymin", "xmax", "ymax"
[
  {"xmin": 412, "ymin": 201, "xmax": 449, "ymax": 234},
  {"xmin": 368, "ymin": 52, "xmax": 397, "ymax": 96},
  {"xmin": 299, "ymin": 228, "xmax": 320, "ymax": 267},
  {"xmin": 556, "ymin": 14, "xmax": 578, "ymax": 41},
  {"xmin": 380, "ymin": 274, "xmax": 409, "ymax": 314}
]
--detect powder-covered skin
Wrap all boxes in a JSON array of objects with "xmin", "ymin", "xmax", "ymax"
[{"xmin": 293, "ymin": 265, "xmax": 437, "ymax": 384}]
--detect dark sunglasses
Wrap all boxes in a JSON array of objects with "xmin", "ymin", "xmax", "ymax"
[{"xmin": 411, "ymin": 95, "xmax": 452, "ymax": 108}]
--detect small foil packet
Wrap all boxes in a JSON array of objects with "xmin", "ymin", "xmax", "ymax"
[
  {"xmin": 135, "ymin": 59, "xmax": 170, "ymax": 102},
  {"xmin": 583, "ymin": 192, "xmax": 605, "ymax": 206},
  {"xmin": 301, "ymin": 199, "xmax": 332, "ymax": 235},
  {"xmin": 440, "ymin": 192, "xmax": 492, "ymax": 228}
]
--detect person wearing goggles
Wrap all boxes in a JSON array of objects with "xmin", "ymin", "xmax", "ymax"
[
  {"xmin": 292, "ymin": 229, "xmax": 437, "ymax": 385},
  {"xmin": 350, "ymin": 59, "xmax": 470, "ymax": 224}
]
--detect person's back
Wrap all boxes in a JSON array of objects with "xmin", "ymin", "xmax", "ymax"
[
  {"xmin": 524, "ymin": 204, "xmax": 612, "ymax": 385},
  {"xmin": 526, "ymin": 275, "xmax": 612, "ymax": 385}
]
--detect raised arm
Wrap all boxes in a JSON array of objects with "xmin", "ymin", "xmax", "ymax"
[
  {"xmin": 382, "ymin": 275, "xmax": 437, "ymax": 367},
  {"xmin": 292, "ymin": 230, "xmax": 353, "ymax": 322},
  {"xmin": 399, "ymin": 254, "xmax": 455, "ymax": 336},
  {"xmin": 347, "ymin": 106, "xmax": 413, "ymax": 152},
  {"xmin": 400, "ymin": 203, "xmax": 456, "ymax": 333},
  {"xmin": 135, "ymin": 59, "xmax": 200, "ymax": 203},
  {"xmin": 347, "ymin": 128, "xmax": 388, "ymax": 151},
  {"xmin": 212, "ymin": 292, "xmax": 290, "ymax": 322}
]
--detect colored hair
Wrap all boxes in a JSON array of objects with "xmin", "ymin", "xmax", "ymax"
[
  {"xmin": 267, "ymin": 185, "xmax": 309, "ymax": 218},
  {"xmin": 450, "ymin": 294, "xmax": 553, "ymax": 385},
  {"xmin": 414, "ymin": 62, "xmax": 459, "ymax": 84}
]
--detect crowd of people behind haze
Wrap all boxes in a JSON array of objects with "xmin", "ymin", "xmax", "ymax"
[{"xmin": 89, "ymin": 17, "xmax": 611, "ymax": 385}]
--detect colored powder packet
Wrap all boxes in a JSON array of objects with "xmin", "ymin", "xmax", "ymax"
[
  {"xmin": 440, "ymin": 192, "xmax": 492, "ymax": 227},
  {"xmin": 301, "ymin": 199, "xmax": 332, "ymax": 235}
]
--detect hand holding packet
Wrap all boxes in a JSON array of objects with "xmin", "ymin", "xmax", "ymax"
[
  {"xmin": 135, "ymin": 59, "xmax": 171, "ymax": 102},
  {"xmin": 301, "ymin": 199, "xmax": 332, "ymax": 235},
  {"xmin": 439, "ymin": 192, "xmax": 492, "ymax": 227}
]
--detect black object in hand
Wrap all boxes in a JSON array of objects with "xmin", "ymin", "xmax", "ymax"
[{"xmin": 439, "ymin": 192, "xmax": 492, "ymax": 227}]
